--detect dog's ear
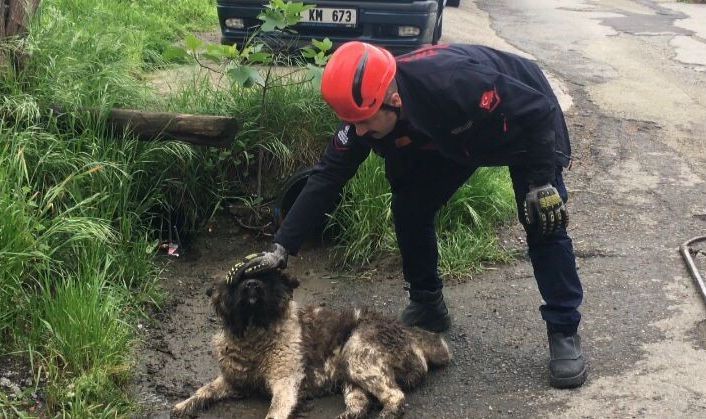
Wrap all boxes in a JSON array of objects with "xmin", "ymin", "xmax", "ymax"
[
  {"xmin": 210, "ymin": 280, "xmax": 231, "ymax": 314},
  {"xmin": 206, "ymin": 286, "xmax": 214, "ymax": 297}
]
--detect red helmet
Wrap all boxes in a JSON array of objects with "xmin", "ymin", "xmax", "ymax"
[{"xmin": 321, "ymin": 42, "xmax": 397, "ymax": 122}]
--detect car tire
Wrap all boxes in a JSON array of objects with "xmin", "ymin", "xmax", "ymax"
[{"xmin": 446, "ymin": 0, "xmax": 460, "ymax": 7}]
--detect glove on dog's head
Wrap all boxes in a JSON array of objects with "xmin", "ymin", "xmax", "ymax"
[{"xmin": 209, "ymin": 269, "xmax": 300, "ymax": 337}]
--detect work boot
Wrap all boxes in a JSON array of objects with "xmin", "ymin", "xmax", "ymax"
[
  {"xmin": 400, "ymin": 289, "xmax": 451, "ymax": 332},
  {"xmin": 548, "ymin": 331, "xmax": 587, "ymax": 388}
]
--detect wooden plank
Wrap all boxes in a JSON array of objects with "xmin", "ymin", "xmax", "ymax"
[
  {"xmin": 5, "ymin": 0, "xmax": 40, "ymax": 37},
  {"xmin": 1, "ymin": 0, "xmax": 7, "ymax": 40},
  {"xmin": 106, "ymin": 108, "xmax": 239, "ymax": 148},
  {"xmin": 49, "ymin": 107, "xmax": 239, "ymax": 148}
]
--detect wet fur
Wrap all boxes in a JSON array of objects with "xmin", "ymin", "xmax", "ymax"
[{"xmin": 172, "ymin": 271, "xmax": 451, "ymax": 419}]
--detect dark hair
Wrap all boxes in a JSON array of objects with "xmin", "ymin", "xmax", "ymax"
[{"xmin": 211, "ymin": 271, "xmax": 299, "ymax": 337}]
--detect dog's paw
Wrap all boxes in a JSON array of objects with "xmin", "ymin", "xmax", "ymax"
[
  {"xmin": 336, "ymin": 412, "xmax": 366, "ymax": 419},
  {"xmin": 170, "ymin": 401, "xmax": 192, "ymax": 418},
  {"xmin": 378, "ymin": 406, "xmax": 405, "ymax": 419}
]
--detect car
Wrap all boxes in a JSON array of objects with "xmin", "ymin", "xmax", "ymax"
[{"xmin": 217, "ymin": 0, "xmax": 446, "ymax": 55}]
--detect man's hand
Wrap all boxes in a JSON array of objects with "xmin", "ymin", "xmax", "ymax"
[
  {"xmin": 230, "ymin": 243, "xmax": 288, "ymax": 279},
  {"xmin": 523, "ymin": 184, "xmax": 568, "ymax": 235}
]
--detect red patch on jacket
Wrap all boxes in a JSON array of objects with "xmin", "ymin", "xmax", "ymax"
[
  {"xmin": 479, "ymin": 88, "xmax": 501, "ymax": 112},
  {"xmin": 394, "ymin": 136, "xmax": 412, "ymax": 148},
  {"xmin": 397, "ymin": 45, "xmax": 448, "ymax": 63}
]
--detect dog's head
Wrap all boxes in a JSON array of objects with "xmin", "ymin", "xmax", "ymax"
[{"xmin": 208, "ymin": 270, "xmax": 300, "ymax": 337}]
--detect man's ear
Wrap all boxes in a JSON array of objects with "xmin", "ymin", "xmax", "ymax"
[{"xmin": 391, "ymin": 91, "xmax": 403, "ymax": 108}]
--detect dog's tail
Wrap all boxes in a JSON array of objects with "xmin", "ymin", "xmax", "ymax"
[{"xmin": 410, "ymin": 328, "xmax": 452, "ymax": 367}]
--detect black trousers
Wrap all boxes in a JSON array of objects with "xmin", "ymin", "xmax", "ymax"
[{"xmin": 387, "ymin": 151, "xmax": 583, "ymax": 334}]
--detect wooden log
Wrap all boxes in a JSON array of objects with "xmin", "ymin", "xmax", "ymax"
[
  {"xmin": 105, "ymin": 108, "xmax": 239, "ymax": 148},
  {"xmin": 1, "ymin": 1, "xmax": 7, "ymax": 40},
  {"xmin": 1, "ymin": 0, "xmax": 42, "ymax": 69},
  {"xmin": 2, "ymin": 0, "xmax": 40, "ymax": 38},
  {"xmin": 49, "ymin": 106, "xmax": 239, "ymax": 148}
]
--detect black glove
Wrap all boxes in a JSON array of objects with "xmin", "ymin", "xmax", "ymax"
[
  {"xmin": 523, "ymin": 184, "xmax": 568, "ymax": 235},
  {"xmin": 227, "ymin": 243, "xmax": 288, "ymax": 282}
]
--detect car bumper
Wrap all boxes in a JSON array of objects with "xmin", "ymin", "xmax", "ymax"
[{"xmin": 217, "ymin": 0, "xmax": 440, "ymax": 55}]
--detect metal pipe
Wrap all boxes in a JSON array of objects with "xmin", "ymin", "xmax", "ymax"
[{"xmin": 680, "ymin": 236, "xmax": 706, "ymax": 304}]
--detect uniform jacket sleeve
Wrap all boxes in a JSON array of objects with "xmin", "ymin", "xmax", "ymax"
[{"xmin": 273, "ymin": 124, "xmax": 371, "ymax": 255}]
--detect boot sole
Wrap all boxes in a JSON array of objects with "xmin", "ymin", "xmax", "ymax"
[
  {"xmin": 403, "ymin": 316, "xmax": 451, "ymax": 333},
  {"xmin": 421, "ymin": 318, "xmax": 451, "ymax": 333},
  {"xmin": 549, "ymin": 366, "xmax": 587, "ymax": 389}
]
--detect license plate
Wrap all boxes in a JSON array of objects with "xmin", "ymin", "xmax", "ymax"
[{"xmin": 301, "ymin": 8, "xmax": 357, "ymax": 26}]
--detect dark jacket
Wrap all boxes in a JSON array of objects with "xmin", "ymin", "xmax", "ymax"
[{"xmin": 274, "ymin": 44, "xmax": 572, "ymax": 254}]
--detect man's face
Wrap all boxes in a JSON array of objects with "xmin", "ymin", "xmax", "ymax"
[
  {"xmin": 351, "ymin": 108, "xmax": 398, "ymax": 139},
  {"xmin": 347, "ymin": 92, "xmax": 402, "ymax": 139}
]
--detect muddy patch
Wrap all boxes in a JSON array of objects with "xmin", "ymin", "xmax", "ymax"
[{"xmin": 0, "ymin": 354, "xmax": 43, "ymax": 414}]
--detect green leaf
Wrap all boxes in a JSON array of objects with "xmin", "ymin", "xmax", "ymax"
[
  {"xmin": 287, "ymin": 2, "xmax": 309, "ymax": 15},
  {"xmin": 312, "ymin": 37, "xmax": 333, "ymax": 53},
  {"xmin": 301, "ymin": 46, "xmax": 316, "ymax": 59},
  {"xmin": 248, "ymin": 51, "xmax": 272, "ymax": 64},
  {"xmin": 314, "ymin": 51, "xmax": 329, "ymax": 66},
  {"xmin": 240, "ymin": 45, "xmax": 254, "ymax": 59},
  {"xmin": 259, "ymin": 11, "xmax": 286, "ymax": 32},
  {"xmin": 206, "ymin": 44, "xmax": 227, "ymax": 58},
  {"xmin": 201, "ymin": 45, "xmax": 228, "ymax": 63},
  {"xmin": 227, "ymin": 66, "xmax": 265, "ymax": 87},
  {"xmin": 184, "ymin": 34, "xmax": 204, "ymax": 51},
  {"xmin": 162, "ymin": 46, "xmax": 188, "ymax": 62},
  {"xmin": 307, "ymin": 63, "xmax": 324, "ymax": 86},
  {"xmin": 225, "ymin": 44, "xmax": 239, "ymax": 59}
]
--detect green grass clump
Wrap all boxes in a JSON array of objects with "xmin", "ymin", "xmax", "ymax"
[
  {"xmin": 162, "ymin": 67, "xmax": 338, "ymax": 191},
  {"xmin": 329, "ymin": 157, "xmax": 516, "ymax": 279},
  {"xmin": 328, "ymin": 155, "xmax": 396, "ymax": 267},
  {"xmin": 37, "ymin": 0, "xmax": 217, "ymax": 65},
  {"xmin": 1, "ymin": 0, "xmax": 217, "ymax": 415},
  {"xmin": 32, "ymin": 269, "xmax": 134, "ymax": 415},
  {"xmin": 437, "ymin": 167, "xmax": 516, "ymax": 278}
]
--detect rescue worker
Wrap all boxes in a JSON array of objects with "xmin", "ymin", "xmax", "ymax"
[{"xmin": 238, "ymin": 42, "xmax": 587, "ymax": 388}]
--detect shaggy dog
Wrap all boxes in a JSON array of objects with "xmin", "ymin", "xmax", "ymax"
[{"xmin": 171, "ymin": 268, "xmax": 451, "ymax": 419}]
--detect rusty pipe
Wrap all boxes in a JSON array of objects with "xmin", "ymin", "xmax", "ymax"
[{"xmin": 680, "ymin": 236, "xmax": 706, "ymax": 305}]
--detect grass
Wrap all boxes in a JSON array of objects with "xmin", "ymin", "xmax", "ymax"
[
  {"xmin": 36, "ymin": 0, "xmax": 217, "ymax": 66},
  {"xmin": 161, "ymin": 67, "xmax": 338, "ymax": 196},
  {"xmin": 328, "ymin": 155, "xmax": 396, "ymax": 267},
  {"xmin": 437, "ymin": 167, "xmax": 516, "ymax": 278},
  {"xmin": 329, "ymin": 157, "xmax": 516, "ymax": 278},
  {"xmin": 1, "ymin": 0, "xmax": 216, "ymax": 416},
  {"xmin": 32, "ymin": 268, "xmax": 134, "ymax": 416}
]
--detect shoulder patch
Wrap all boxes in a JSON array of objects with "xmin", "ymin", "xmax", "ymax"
[
  {"xmin": 479, "ymin": 87, "xmax": 501, "ymax": 112},
  {"xmin": 335, "ymin": 125, "xmax": 351, "ymax": 147}
]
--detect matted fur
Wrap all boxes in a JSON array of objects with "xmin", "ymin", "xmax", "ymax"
[{"xmin": 172, "ymin": 270, "xmax": 451, "ymax": 419}]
